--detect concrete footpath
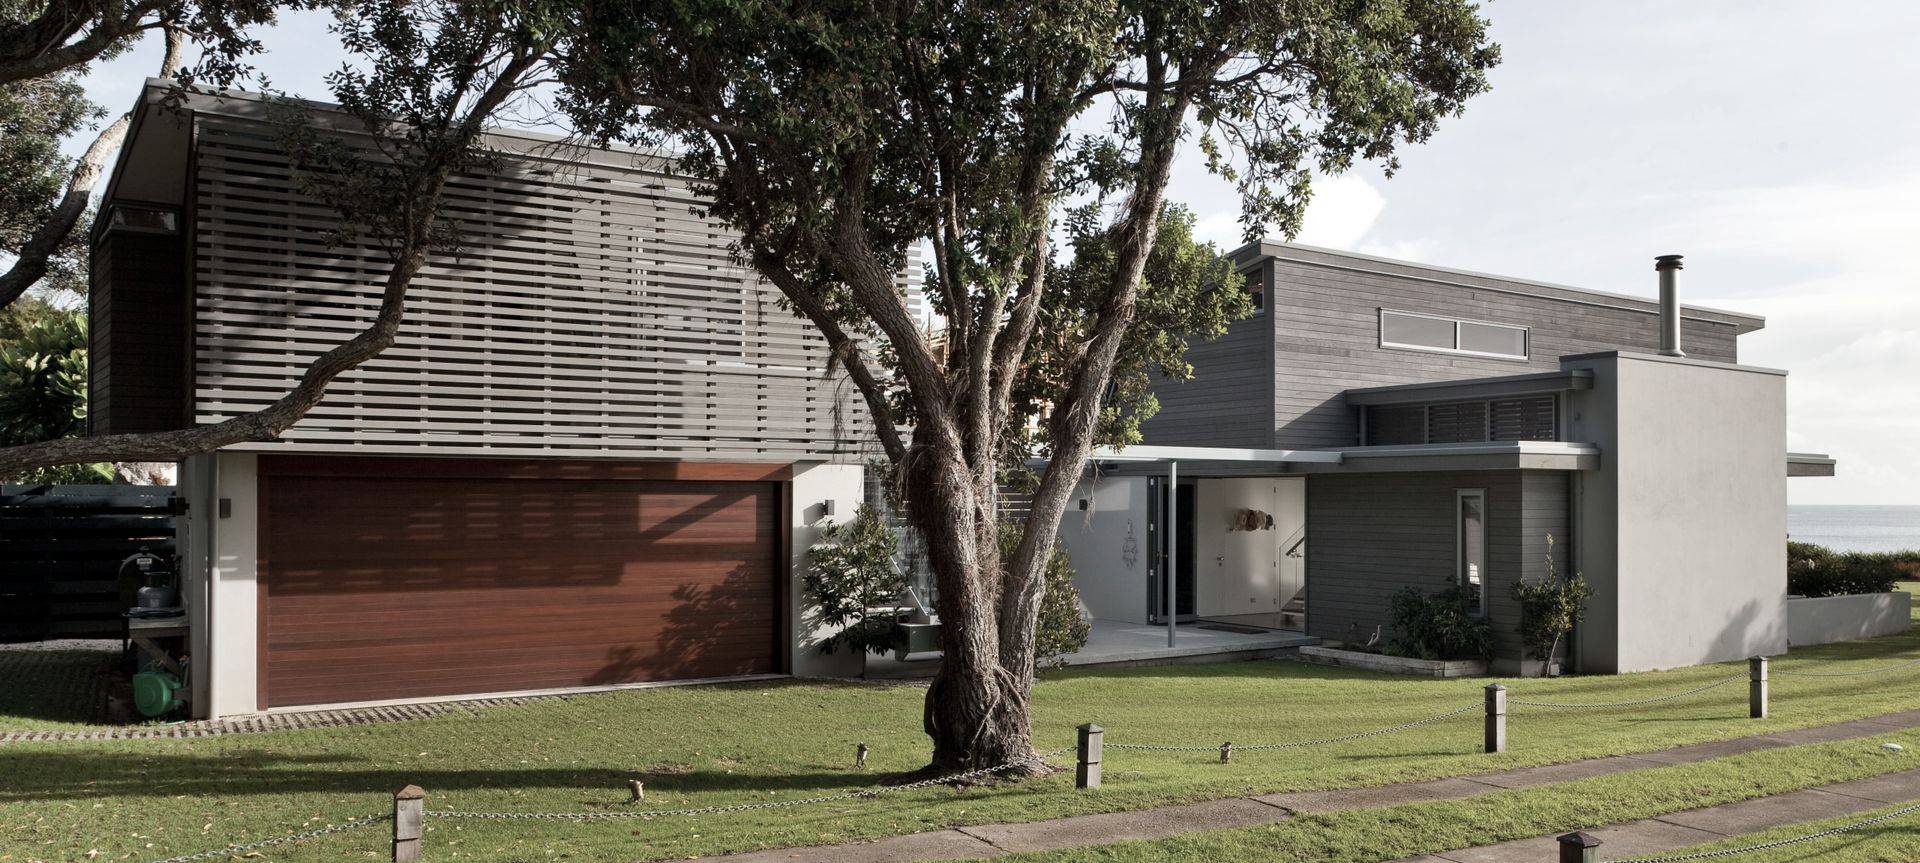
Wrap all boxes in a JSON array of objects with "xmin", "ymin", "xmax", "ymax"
[
  {"xmin": 706, "ymin": 708, "xmax": 1920, "ymax": 863},
  {"xmin": 1393, "ymin": 767, "xmax": 1920, "ymax": 863}
]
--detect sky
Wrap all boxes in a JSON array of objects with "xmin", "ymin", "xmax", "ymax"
[{"xmin": 74, "ymin": 2, "xmax": 1920, "ymax": 504}]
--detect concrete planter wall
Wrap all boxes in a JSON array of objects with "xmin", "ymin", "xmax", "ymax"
[
  {"xmin": 1787, "ymin": 592, "xmax": 1912, "ymax": 647},
  {"xmin": 1298, "ymin": 644, "xmax": 1488, "ymax": 677}
]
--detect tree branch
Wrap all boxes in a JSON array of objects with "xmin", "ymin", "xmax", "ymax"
[
  {"xmin": 0, "ymin": 45, "xmax": 545, "ymax": 475},
  {"xmin": 0, "ymin": 25, "xmax": 186, "ymax": 309}
]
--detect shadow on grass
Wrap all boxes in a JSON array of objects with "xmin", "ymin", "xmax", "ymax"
[{"xmin": 0, "ymin": 750, "xmax": 882, "ymax": 803}]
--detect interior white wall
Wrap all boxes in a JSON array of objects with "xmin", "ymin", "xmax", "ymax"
[
  {"xmin": 1193, "ymin": 478, "xmax": 1304, "ymax": 617},
  {"xmin": 788, "ymin": 463, "xmax": 866, "ymax": 678},
  {"xmin": 206, "ymin": 451, "xmax": 259, "ymax": 718},
  {"xmin": 1057, "ymin": 475, "xmax": 1150, "ymax": 624}
]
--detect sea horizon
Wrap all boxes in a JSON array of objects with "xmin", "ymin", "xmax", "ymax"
[{"xmin": 1787, "ymin": 505, "xmax": 1920, "ymax": 553}]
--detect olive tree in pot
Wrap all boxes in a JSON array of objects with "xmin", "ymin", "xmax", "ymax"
[{"xmin": 1511, "ymin": 533, "xmax": 1592, "ymax": 677}]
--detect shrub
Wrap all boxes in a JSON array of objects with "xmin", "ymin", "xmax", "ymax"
[
  {"xmin": 998, "ymin": 522, "xmax": 1092, "ymax": 670},
  {"xmin": 1387, "ymin": 584, "xmax": 1493, "ymax": 661},
  {"xmin": 1787, "ymin": 541, "xmax": 1908, "ymax": 597},
  {"xmin": 803, "ymin": 505, "xmax": 908, "ymax": 656},
  {"xmin": 1510, "ymin": 534, "xmax": 1591, "ymax": 676}
]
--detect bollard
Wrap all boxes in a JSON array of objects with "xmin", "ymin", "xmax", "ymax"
[
  {"xmin": 1076, "ymin": 723, "xmax": 1103, "ymax": 789},
  {"xmin": 1220, "ymin": 742, "xmax": 1232, "ymax": 763},
  {"xmin": 856, "ymin": 742, "xmax": 869, "ymax": 769},
  {"xmin": 393, "ymin": 785, "xmax": 425, "ymax": 863},
  {"xmin": 627, "ymin": 779, "xmax": 645, "ymax": 803},
  {"xmin": 1556, "ymin": 830, "xmax": 1600, "ymax": 863},
  {"xmin": 1750, "ymin": 655, "xmax": 1769, "ymax": 719},
  {"xmin": 1485, "ymin": 683, "xmax": 1508, "ymax": 754}
]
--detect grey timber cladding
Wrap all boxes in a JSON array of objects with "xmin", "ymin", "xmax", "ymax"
[
  {"xmin": 189, "ymin": 118, "xmax": 869, "ymax": 460},
  {"xmin": 1306, "ymin": 470, "xmax": 1569, "ymax": 668},
  {"xmin": 90, "ymin": 229, "xmax": 188, "ymax": 435},
  {"xmin": 1262, "ymin": 251, "xmax": 1743, "ymax": 449},
  {"xmin": 1135, "ymin": 261, "xmax": 1274, "ymax": 448}
]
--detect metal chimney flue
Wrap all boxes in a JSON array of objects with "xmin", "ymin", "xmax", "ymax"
[{"xmin": 1654, "ymin": 254, "xmax": 1685, "ymax": 357}]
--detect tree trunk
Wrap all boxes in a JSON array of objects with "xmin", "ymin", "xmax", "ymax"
[{"xmin": 906, "ymin": 438, "xmax": 1045, "ymax": 774}]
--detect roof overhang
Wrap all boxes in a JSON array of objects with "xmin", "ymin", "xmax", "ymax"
[
  {"xmin": 1787, "ymin": 452, "xmax": 1837, "ymax": 478},
  {"xmin": 1293, "ymin": 441, "xmax": 1601, "ymax": 473},
  {"xmin": 1344, "ymin": 369, "xmax": 1593, "ymax": 407}
]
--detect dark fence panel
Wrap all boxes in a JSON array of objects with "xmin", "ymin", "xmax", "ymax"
[{"xmin": 0, "ymin": 484, "xmax": 176, "ymax": 642}]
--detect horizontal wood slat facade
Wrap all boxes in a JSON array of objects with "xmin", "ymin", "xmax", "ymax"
[
  {"xmin": 258, "ymin": 457, "xmax": 780, "ymax": 707},
  {"xmin": 0, "ymin": 485, "xmax": 176, "ymax": 642},
  {"xmin": 191, "ymin": 118, "xmax": 872, "ymax": 462}
]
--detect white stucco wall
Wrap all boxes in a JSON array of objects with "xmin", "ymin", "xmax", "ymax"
[
  {"xmin": 1193, "ymin": 478, "xmax": 1304, "ymax": 617},
  {"xmin": 204, "ymin": 451, "xmax": 260, "ymax": 719},
  {"xmin": 178, "ymin": 454, "xmax": 214, "ymax": 718},
  {"xmin": 788, "ymin": 462, "xmax": 866, "ymax": 678},
  {"xmin": 1057, "ymin": 475, "xmax": 1151, "ymax": 624},
  {"xmin": 1566, "ymin": 353, "xmax": 1789, "ymax": 672}
]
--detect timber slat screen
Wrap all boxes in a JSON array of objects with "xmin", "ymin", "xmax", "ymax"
[
  {"xmin": 0, "ymin": 485, "xmax": 175, "ymax": 642},
  {"xmin": 190, "ymin": 118, "xmax": 877, "ymax": 460}
]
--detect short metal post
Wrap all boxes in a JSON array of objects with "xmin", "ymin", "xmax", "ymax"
[
  {"xmin": 1076, "ymin": 723, "xmax": 1103, "ymax": 789},
  {"xmin": 856, "ymin": 742, "xmax": 869, "ymax": 768},
  {"xmin": 1220, "ymin": 742, "xmax": 1233, "ymax": 763},
  {"xmin": 1750, "ymin": 655, "xmax": 1769, "ymax": 719},
  {"xmin": 1485, "ymin": 683, "xmax": 1508, "ymax": 754},
  {"xmin": 393, "ymin": 784, "xmax": 425, "ymax": 863},
  {"xmin": 1557, "ymin": 830, "xmax": 1600, "ymax": 863}
]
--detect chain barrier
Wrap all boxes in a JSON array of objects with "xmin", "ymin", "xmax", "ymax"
[
  {"xmin": 143, "ymin": 813, "xmax": 390, "ymax": 863},
  {"xmin": 1104, "ymin": 703, "xmax": 1480, "ymax": 753},
  {"xmin": 1610, "ymin": 799, "xmax": 1920, "ymax": 862},
  {"xmin": 1774, "ymin": 655, "xmax": 1920, "ymax": 678},
  {"xmin": 1507, "ymin": 674, "xmax": 1745, "ymax": 710},
  {"xmin": 429, "ymin": 746, "xmax": 1075, "ymax": 822}
]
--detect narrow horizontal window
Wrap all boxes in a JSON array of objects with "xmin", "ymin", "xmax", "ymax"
[{"xmin": 1379, "ymin": 309, "xmax": 1529, "ymax": 360}]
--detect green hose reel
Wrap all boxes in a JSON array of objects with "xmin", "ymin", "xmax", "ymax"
[{"xmin": 132, "ymin": 670, "xmax": 185, "ymax": 718}]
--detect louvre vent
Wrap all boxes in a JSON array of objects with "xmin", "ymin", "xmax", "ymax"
[{"xmin": 1363, "ymin": 394, "xmax": 1557, "ymax": 446}]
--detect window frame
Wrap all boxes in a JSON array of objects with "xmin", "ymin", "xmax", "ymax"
[
  {"xmin": 1378, "ymin": 308, "xmax": 1530, "ymax": 361},
  {"xmin": 1455, "ymin": 488, "xmax": 1489, "ymax": 618}
]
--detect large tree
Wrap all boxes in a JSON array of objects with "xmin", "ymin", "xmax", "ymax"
[
  {"xmin": 0, "ymin": 0, "xmax": 556, "ymax": 472},
  {"xmin": 0, "ymin": 0, "xmax": 305, "ymax": 309},
  {"xmin": 558, "ymin": 0, "xmax": 1498, "ymax": 771}
]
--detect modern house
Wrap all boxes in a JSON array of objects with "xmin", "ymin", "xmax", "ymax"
[
  {"xmin": 1058, "ymin": 243, "xmax": 1837, "ymax": 674},
  {"xmin": 91, "ymin": 82, "xmax": 884, "ymax": 719},
  {"xmin": 89, "ymin": 80, "xmax": 1835, "ymax": 719}
]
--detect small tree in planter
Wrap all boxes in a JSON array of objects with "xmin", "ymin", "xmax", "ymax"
[
  {"xmin": 804, "ymin": 505, "xmax": 909, "ymax": 659},
  {"xmin": 1511, "ymin": 533, "xmax": 1592, "ymax": 677}
]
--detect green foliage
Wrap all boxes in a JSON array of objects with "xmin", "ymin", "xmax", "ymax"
[
  {"xmin": 0, "ymin": 306, "xmax": 110, "ymax": 483},
  {"xmin": 1510, "ymin": 534, "xmax": 1591, "ymax": 675},
  {"xmin": 1788, "ymin": 541, "xmax": 1913, "ymax": 597},
  {"xmin": 999, "ymin": 521, "xmax": 1092, "ymax": 669},
  {"xmin": 1387, "ymin": 584, "xmax": 1493, "ymax": 661},
  {"xmin": 0, "ymin": 70, "xmax": 96, "ymax": 297},
  {"xmin": 1009, "ymin": 203, "xmax": 1253, "ymax": 470},
  {"xmin": 803, "ymin": 505, "xmax": 909, "ymax": 656}
]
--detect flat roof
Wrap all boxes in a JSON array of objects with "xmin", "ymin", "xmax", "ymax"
[{"xmin": 1230, "ymin": 240, "xmax": 1766, "ymax": 331}]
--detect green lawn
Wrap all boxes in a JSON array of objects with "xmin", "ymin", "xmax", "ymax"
[
  {"xmin": 5, "ymin": 592, "xmax": 1920, "ymax": 862},
  {"xmin": 1616, "ymin": 801, "xmax": 1920, "ymax": 863},
  {"xmin": 996, "ymin": 737, "xmax": 1920, "ymax": 862}
]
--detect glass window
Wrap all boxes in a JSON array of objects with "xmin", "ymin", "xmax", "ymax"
[
  {"xmin": 1380, "ymin": 311, "xmax": 1456, "ymax": 350},
  {"xmin": 1459, "ymin": 321, "xmax": 1527, "ymax": 358},
  {"xmin": 1243, "ymin": 271, "xmax": 1265, "ymax": 312},
  {"xmin": 1457, "ymin": 490, "xmax": 1487, "ymax": 616}
]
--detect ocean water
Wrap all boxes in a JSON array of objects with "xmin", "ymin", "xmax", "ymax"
[{"xmin": 1787, "ymin": 506, "xmax": 1920, "ymax": 553}]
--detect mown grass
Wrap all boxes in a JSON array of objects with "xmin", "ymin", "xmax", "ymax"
[
  {"xmin": 1615, "ymin": 801, "xmax": 1920, "ymax": 863},
  {"xmin": 4, "ymin": 591, "xmax": 1920, "ymax": 862},
  {"xmin": 998, "ymin": 737, "xmax": 1920, "ymax": 862}
]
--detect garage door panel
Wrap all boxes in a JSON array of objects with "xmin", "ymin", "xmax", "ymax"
[{"xmin": 261, "ymin": 467, "xmax": 781, "ymax": 708}]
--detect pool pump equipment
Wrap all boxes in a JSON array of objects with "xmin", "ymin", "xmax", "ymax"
[{"xmin": 132, "ymin": 668, "xmax": 187, "ymax": 718}]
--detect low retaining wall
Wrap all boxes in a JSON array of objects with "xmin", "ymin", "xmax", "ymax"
[
  {"xmin": 1787, "ymin": 592, "xmax": 1912, "ymax": 647},
  {"xmin": 1297, "ymin": 645, "xmax": 1487, "ymax": 677}
]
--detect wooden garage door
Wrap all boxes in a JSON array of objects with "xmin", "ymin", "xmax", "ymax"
[{"xmin": 259, "ymin": 458, "xmax": 783, "ymax": 708}]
